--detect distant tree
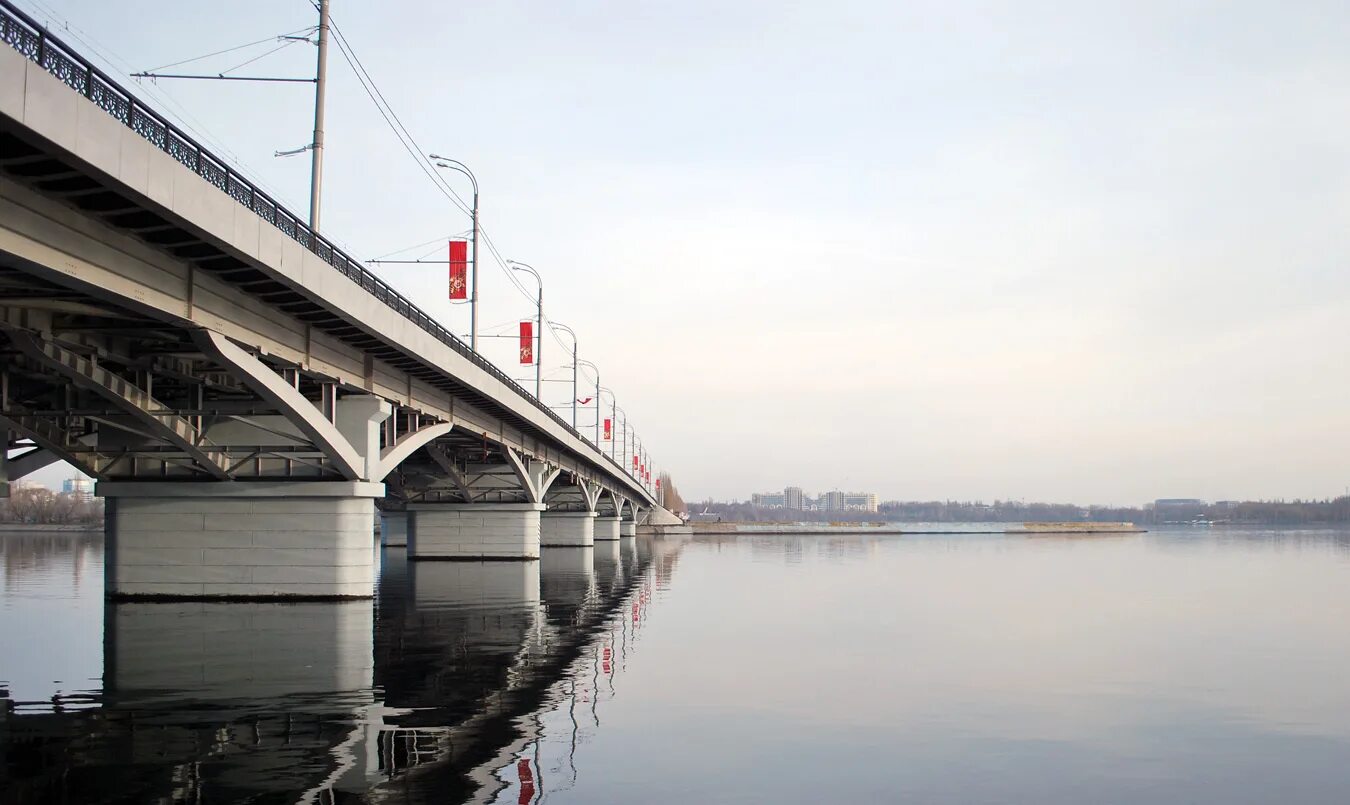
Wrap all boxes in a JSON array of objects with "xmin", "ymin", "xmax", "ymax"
[{"xmin": 659, "ymin": 472, "xmax": 687, "ymax": 514}]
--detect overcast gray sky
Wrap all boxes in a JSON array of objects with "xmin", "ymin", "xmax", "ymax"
[{"xmin": 16, "ymin": 0, "xmax": 1350, "ymax": 504}]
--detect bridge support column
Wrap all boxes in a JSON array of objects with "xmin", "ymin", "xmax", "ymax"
[
  {"xmin": 620, "ymin": 520, "xmax": 637, "ymax": 538},
  {"xmin": 98, "ymin": 481, "xmax": 384, "ymax": 600},
  {"xmin": 540, "ymin": 511, "xmax": 595, "ymax": 547},
  {"xmin": 594, "ymin": 515, "xmax": 621, "ymax": 541},
  {"xmin": 380, "ymin": 510, "xmax": 408, "ymax": 547},
  {"xmin": 407, "ymin": 502, "xmax": 543, "ymax": 561}
]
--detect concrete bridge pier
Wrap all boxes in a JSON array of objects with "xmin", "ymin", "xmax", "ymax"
[
  {"xmin": 540, "ymin": 510, "xmax": 596, "ymax": 547},
  {"xmin": 406, "ymin": 503, "xmax": 544, "ymax": 560},
  {"xmin": 594, "ymin": 515, "xmax": 622, "ymax": 541},
  {"xmin": 99, "ymin": 480, "xmax": 384, "ymax": 600},
  {"xmin": 380, "ymin": 510, "xmax": 408, "ymax": 548}
]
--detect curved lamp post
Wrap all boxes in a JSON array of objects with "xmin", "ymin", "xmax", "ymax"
[
  {"xmin": 550, "ymin": 322, "xmax": 578, "ymax": 428},
  {"xmin": 598, "ymin": 386, "xmax": 618, "ymax": 461},
  {"xmin": 507, "ymin": 261, "xmax": 542, "ymax": 399},
  {"xmin": 429, "ymin": 155, "xmax": 479, "ymax": 352},
  {"xmin": 577, "ymin": 359, "xmax": 601, "ymax": 446}
]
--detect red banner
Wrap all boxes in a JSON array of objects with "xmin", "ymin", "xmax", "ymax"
[
  {"xmin": 448, "ymin": 240, "xmax": 468, "ymax": 300},
  {"xmin": 632, "ymin": 455, "xmax": 639, "ymax": 470},
  {"xmin": 519, "ymin": 321, "xmax": 533, "ymax": 365},
  {"xmin": 656, "ymin": 478, "xmax": 661, "ymax": 490},
  {"xmin": 603, "ymin": 418, "xmax": 612, "ymax": 440},
  {"xmin": 517, "ymin": 758, "xmax": 534, "ymax": 804}
]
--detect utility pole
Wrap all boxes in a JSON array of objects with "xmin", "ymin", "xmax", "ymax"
[{"xmin": 309, "ymin": 0, "xmax": 330, "ymax": 231}]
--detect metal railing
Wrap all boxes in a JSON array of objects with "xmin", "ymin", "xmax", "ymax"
[{"xmin": 0, "ymin": 0, "xmax": 645, "ymax": 494}]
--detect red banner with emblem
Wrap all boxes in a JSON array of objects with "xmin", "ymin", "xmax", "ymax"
[
  {"xmin": 632, "ymin": 455, "xmax": 639, "ymax": 470},
  {"xmin": 603, "ymin": 418, "xmax": 612, "ymax": 440},
  {"xmin": 448, "ymin": 240, "xmax": 468, "ymax": 300},
  {"xmin": 519, "ymin": 321, "xmax": 533, "ymax": 365}
]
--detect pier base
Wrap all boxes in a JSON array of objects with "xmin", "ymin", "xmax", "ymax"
[
  {"xmin": 540, "ymin": 511, "xmax": 596, "ymax": 547},
  {"xmin": 98, "ymin": 481, "xmax": 382, "ymax": 600},
  {"xmin": 407, "ymin": 502, "xmax": 543, "ymax": 560},
  {"xmin": 595, "ymin": 515, "xmax": 621, "ymax": 541},
  {"xmin": 620, "ymin": 520, "xmax": 637, "ymax": 538}
]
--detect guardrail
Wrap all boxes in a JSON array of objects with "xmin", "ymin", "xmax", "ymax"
[{"xmin": 0, "ymin": 0, "xmax": 647, "ymax": 495}]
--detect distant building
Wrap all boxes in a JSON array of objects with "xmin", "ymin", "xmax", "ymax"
[
  {"xmin": 842, "ymin": 493, "xmax": 878, "ymax": 513},
  {"xmin": 751, "ymin": 492, "xmax": 785, "ymax": 508},
  {"xmin": 752, "ymin": 488, "xmax": 876, "ymax": 513},
  {"xmin": 63, "ymin": 477, "xmax": 94, "ymax": 503}
]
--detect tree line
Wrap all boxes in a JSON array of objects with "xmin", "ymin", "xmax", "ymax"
[
  {"xmin": 691, "ymin": 497, "xmax": 1350, "ymax": 525},
  {"xmin": 0, "ymin": 486, "xmax": 104, "ymax": 525}
]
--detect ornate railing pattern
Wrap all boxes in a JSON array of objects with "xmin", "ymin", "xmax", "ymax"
[{"xmin": 0, "ymin": 0, "xmax": 642, "ymax": 484}]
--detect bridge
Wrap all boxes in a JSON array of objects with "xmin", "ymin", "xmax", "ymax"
[{"xmin": 0, "ymin": 2, "xmax": 665, "ymax": 599}]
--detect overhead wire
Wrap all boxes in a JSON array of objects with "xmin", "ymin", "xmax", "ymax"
[
  {"xmin": 325, "ymin": 14, "xmax": 471, "ymax": 217},
  {"xmin": 141, "ymin": 26, "xmax": 317, "ymax": 74},
  {"xmin": 218, "ymin": 38, "xmax": 306, "ymax": 76},
  {"xmin": 371, "ymin": 232, "xmax": 468, "ymax": 261},
  {"xmin": 326, "ymin": 11, "xmax": 545, "ymax": 310}
]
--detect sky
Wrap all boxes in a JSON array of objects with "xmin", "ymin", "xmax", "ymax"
[{"xmin": 12, "ymin": 0, "xmax": 1350, "ymax": 505}]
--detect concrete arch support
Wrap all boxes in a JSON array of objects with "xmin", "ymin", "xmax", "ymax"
[
  {"xmin": 503, "ymin": 447, "xmax": 561, "ymax": 503},
  {"xmin": 194, "ymin": 330, "xmax": 387, "ymax": 481},
  {"xmin": 373, "ymin": 422, "xmax": 454, "ymax": 481}
]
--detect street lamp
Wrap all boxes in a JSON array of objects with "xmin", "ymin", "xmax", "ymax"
[
  {"xmin": 550, "ymin": 322, "xmax": 578, "ymax": 428},
  {"xmin": 598, "ymin": 387, "xmax": 618, "ymax": 462},
  {"xmin": 507, "ymin": 261, "xmax": 542, "ymax": 399},
  {"xmin": 577, "ymin": 359, "xmax": 601, "ymax": 446},
  {"xmin": 429, "ymin": 155, "xmax": 479, "ymax": 352}
]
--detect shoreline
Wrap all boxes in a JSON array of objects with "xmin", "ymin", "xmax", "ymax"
[
  {"xmin": 690, "ymin": 522, "xmax": 1148, "ymax": 535},
  {"xmin": 0, "ymin": 523, "xmax": 102, "ymax": 533}
]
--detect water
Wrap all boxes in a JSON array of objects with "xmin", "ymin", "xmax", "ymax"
[{"xmin": 3, "ymin": 527, "xmax": 1350, "ymax": 803}]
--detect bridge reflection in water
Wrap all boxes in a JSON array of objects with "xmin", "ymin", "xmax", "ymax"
[{"xmin": 1, "ymin": 535, "xmax": 685, "ymax": 804}]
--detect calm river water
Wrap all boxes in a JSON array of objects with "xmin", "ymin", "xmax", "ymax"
[{"xmin": 3, "ymin": 527, "xmax": 1350, "ymax": 803}]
